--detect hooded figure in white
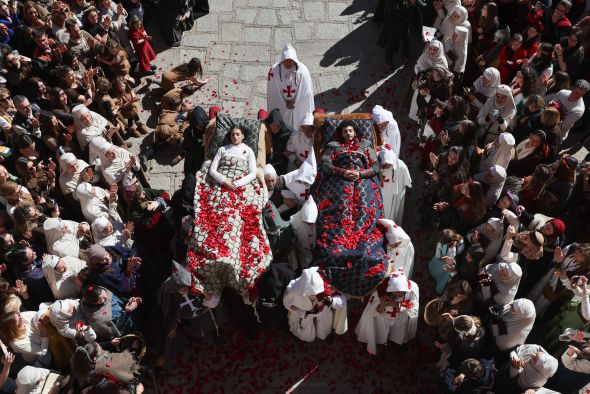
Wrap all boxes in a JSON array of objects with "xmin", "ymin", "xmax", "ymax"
[
  {"xmin": 91, "ymin": 215, "xmax": 133, "ymax": 250},
  {"xmin": 380, "ymin": 219, "xmax": 415, "ymax": 279},
  {"xmin": 91, "ymin": 137, "xmax": 139, "ymax": 187},
  {"xmin": 473, "ymin": 164, "xmax": 507, "ymax": 207},
  {"xmin": 414, "ymin": 40, "xmax": 449, "ymax": 74},
  {"xmin": 15, "ymin": 366, "xmax": 53, "ymax": 394},
  {"xmin": 286, "ymin": 111, "xmax": 314, "ymax": 171},
  {"xmin": 289, "ymin": 197, "xmax": 318, "ymax": 270},
  {"xmin": 42, "ymin": 254, "xmax": 86, "ymax": 299},
  {"xmin": 282, "ymin": 149, "xmax": 317, "ymax": 207},
  {"xmin": 471, "ymin": 67, "xmax": 502, "ymax": 109},
  {"xmin": 439, "ymin": 5, "xmax": 471, "ymax": 43},
  {"xmin": 378, "ymin": 147, "xmax": 412, "ymax": 225},
  {"xmin": 483, "ymin": 261, "xmax": 523, "ymax": 305},
  {"xmin": 49, "ymin": 299, "xmax": 97, "ymax": 342},
  {"xmin": 355, "ymin": 269, "xmax": 419, "ymax": 354},
  {"xmin": 58, "ymin": 153, "xmax": 89, "ymax": 198},
  {"xmin": 372, "ymin": 105, "xmax": 401, "ymax": 158},
  {"xmin": 478, "ymin": 132, "xmax": 516, "ymax": 172},
  {"xmin": 477, "ymin": 85, "xmax": 517, "ymax": 145},
  {"xmin": 494, "ymin": 298, "xmax": 536, "ymax": 351},
  {"xmin": 43, "ymin": 217, "xmax": 85, "ymax": 258},
  {"xmin": 444, "ymin": 26, "xmax": 469, "ymax": 73},
  {"xmin": 72, "ymin": 104, "xmax": 110, "ymax": 152},
  {"xmin": 467, "ymin": 217, "xmax": 505, "ymax": 264},
  {"xmin": 75, "ymin": 182, "xmax": 122, "ymax": 224},
  {"xmin": 282, "ymin": 266, "xmax": 347, "ymax": 342},
  {"xmin": 510, "ymin": 344, "xmax": 558, "ymax": 390},
  {"xmin": 267, "ymin": 44, "xmax": 315, "ymax": 130}
]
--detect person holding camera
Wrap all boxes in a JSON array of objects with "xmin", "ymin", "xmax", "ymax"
[{"xmin": 476, "ymin": 85, "xmax": 516, "ymax": 145}]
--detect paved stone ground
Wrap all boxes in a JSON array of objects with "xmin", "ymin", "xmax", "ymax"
[
  {"xmin": 130, "ymin": 0, "xmax": 590, "ymax": 393},
  {"xmin": 131, "ymin": 1, "xmax": 443, "ymax": 393}
]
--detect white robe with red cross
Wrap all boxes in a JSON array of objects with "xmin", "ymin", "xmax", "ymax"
[
  {"xmin": 286, "ymin": 129, "xmax": 313, "ymax": 171},
  {"xmin": 355, "ymin": 281, "xmax": 419, "ymax": 354},
  {"xmin": 267, "ymin": 44, "xmax": 315, "ymax": 130}
]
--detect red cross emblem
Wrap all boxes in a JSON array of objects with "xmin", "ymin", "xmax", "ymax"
[
  {"xmin": 382, "ymin": 177, "xmax": 390, "ymax": 185},
  {"xmin": 299, "ymin": 150, "xmax": 309, "ymax": 159},
  {"xmin": 299, "ymin": 189, "xmax": 310, "ymax": 200},
  {"xmin": 283, "ymin": 85, "xmax": 296, "ymax": 98},
  {"xmin": 267, "ymin": 68, "xmax": 273, "ymax": 81}
]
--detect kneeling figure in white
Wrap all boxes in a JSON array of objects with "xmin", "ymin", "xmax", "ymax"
[
  {"xmin": 356, "ymin": 269, "xmax": 419, "ymax": 354},
  {"xmin": 283, "ymin": 267, "xmax": 347, "ymax": 342}
]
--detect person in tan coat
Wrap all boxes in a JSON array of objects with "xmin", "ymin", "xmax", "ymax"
[{"xmin": 156, "ymin": 98, "xmax": 187, "ymax": 165}]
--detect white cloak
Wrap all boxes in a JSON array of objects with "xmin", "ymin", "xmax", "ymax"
[
  {"xmin": 286, "ymin": 130, "xmax": 313, "ymax": 170},
  {"xmin": 267, "ymin": 44, "xmax": 315, "ymax": 130},
  {"xmin": 42, "ymin": 256, "xmax": 87, "ymax": 300},
  {"xmin": 380, "ymin": 156, "xmax": 412, "ymax": 225},
  {"xmin": 355, "ymin": 281, "xmax": 419, "ymax": 354}
]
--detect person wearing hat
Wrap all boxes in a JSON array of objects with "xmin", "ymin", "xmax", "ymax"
[
  {"xmin": 476, "ymin": 86, "xmax": 517, "ymax": 146},
  {"xmin": 41, "ymin": 253, "xmax": 86, "ymax": 299},
  {"xmin": 283, "ymin": 267, "xmax": 347, "ymax": 342},
  {"xmin": 356, "ymin": 268, "xmax": 419, "ymax": 354},
  {"xmin": 380, "ymin": 218, "xmax": 416, "ymax": 278},
  {"xmin": 285, "ymin": 111, "xmax": 314, "ymax": 171},
  {"xmin": 262, "ymin": 163, "xmax": 285, "ymax": 208}
]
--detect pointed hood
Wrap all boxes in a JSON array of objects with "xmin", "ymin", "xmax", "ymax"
[{"xmin": 280, "ymin": 43, "xmax": 300, "ymax": 64}]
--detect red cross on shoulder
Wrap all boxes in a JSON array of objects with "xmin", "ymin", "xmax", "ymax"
[{"xmin": 267, "ymin": 68, "xmax": 274, "ymax": 81}]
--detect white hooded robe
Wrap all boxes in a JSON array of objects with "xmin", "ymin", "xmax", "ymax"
[{"xmin": 267, "ymin": 44, "xmax": 315, "ymax": 131}]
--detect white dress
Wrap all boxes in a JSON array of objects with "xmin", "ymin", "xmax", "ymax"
[
  {"xmin": 286, "ymin": 130, "xmax": 313, "ymax": 171},
  {"xmin": 355, "ymin": 281, "xmax": 419, "ymax": 354},
  {"xmin": 209, "ymin": 143, "xmax": 256, "ymax": 188}
]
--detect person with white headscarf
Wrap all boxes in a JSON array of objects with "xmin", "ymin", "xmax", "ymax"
[
  {"xmin": 282, "ymin": 267, "xmax": 347, "ymax": 342},
  {"xmin": 286, "ymin": 111, "xmax": 314, "ymax": 171},
  {"xmin": 91, "ymin": 215, "xmax": 134, "ymax": 251},
  {"xmin": 481, "ymin": 262, "xmax": 523, "ymax": 305},
  {"xmin": 378, "ymin": 147, "xmax": 412, "ymax": 225},
  {"xmin": 90, "ymin": 137, "xmax": 139, "ymax": 187},
  {"xmin": 58, "ymin": 153, "xmax": 89, "ymax": 198},
  {"xmin": 49, "ymin": 299, "xmax": 97, "ymax": 343},
  {"xmin": 75, "ymin": 182, "xmax": 122, "ymax": 223},
  {"xmin": 414, "ymin": 40, "xmax": 449, "ymax": 74},
  {"xmin": 477, "ymin": 85, "xmax": 517, "ymax": 145},
  {"xmin": 494, "ymin": 298, "xmax": 536, "ymax": 351},
  {"xmin": 380, "ymin": 218, "xmax": 415, "ymax": 279},
  {"xmin": 444, "ymin": 26, "xmax": 469, "ymax": 75},
  {"xmin": 288, "ymin": 197, "xmax": 317, "ymax": 270},
  {"xmin": 372, "ymin": 105, "xmax": 401, "ymax": 158},
  {"xmin": 477, "ymin": 132, "xmax": 516, "ymax": 172},
  {"xmin": 473, "ymin": 164, "xmax": 507, "ymax": 207},
  {"xmin": 72, "ymin": 104, "xmax": 118, "ymax": 152},
  {"xmin": 14, "ymin": 366, "xmax": 55, "ymax": 394},
  {"xmin": 282, "ymin": 148, "xmax": 317, "ymax": 207},
  {"xmin": 467, "ymin": 67, "xmax": 501, "ymax": 109},
  {"xmin": 43, "ymin": 217, "xmax": 88, "ymax": 258},
  {"xmin": 467, "ymin": 217, "xmax": 504, "ymax": 264},
  {"xmin": 439, "ymin": 5, "xmax": 470, "ymax": 43},
  {"xmin": 355, "ymin": 269, "xmax": 419, "ymax": 354},
  {"xmin": 267, "ymin": 43, "xmax": 315, "ymax": 130},
  {"xmin": 508, "ymin": 344, "xmax": 558, "ymax": 390},
  {"xmin": 41, "ymin": 254, "xmax": 86, "ymax": 299}
]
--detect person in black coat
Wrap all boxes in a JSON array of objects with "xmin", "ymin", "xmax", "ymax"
[{"xmin": 378, "ymin": 0, "xmax": 426, "ymax": 66}]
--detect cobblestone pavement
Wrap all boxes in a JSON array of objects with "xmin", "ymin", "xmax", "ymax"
[{"xmin": 137, "ymin": 0, "xmax": 444, "ymax": 393}]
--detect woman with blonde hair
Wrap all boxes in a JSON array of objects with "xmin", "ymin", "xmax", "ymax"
[{"xmin": 0, "ymin": 310, "xmax": 50, "ymax": 365}]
